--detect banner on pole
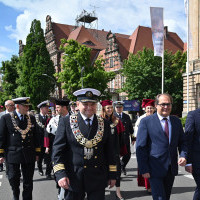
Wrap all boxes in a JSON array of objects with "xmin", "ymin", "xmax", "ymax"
[
  {"xmin": 150, "ymin": 7, "xmax": 164, "ymax": 57},
  {"xmin": 184, "ymin": 0, "xmax": 193, "ymax": 49},
  {"xmin": 123, "ymin": 100, "xmax": 140, "ymax": 111}
]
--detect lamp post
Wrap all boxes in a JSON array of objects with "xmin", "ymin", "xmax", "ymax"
[
  {"xmin": 42, "ymin": 74, "xmax": 58, "ymax": 98},
  {"xmin": 64, "ymin": 54, "xmax": 84, "ymax": 88}
]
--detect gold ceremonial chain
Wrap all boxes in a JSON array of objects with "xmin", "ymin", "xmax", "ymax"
[
  {"xmin": 70, "ymin": 114, "xmax": 104, "ymax": 148},
  {"xmin": 110, "ymin": 119, "xmax": 119, "ymax": 129},
  {"xmin": 35, "ymin": 114, "xmax": 45, "ymax": 128},
  {"xmin": 10, "ymin": 112, "xmax": 32, "ymax": 139}
]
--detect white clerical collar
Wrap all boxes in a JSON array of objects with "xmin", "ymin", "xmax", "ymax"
[{"xmin": 80, "ymin": 112, "xmax": 94, "ymax": 121}]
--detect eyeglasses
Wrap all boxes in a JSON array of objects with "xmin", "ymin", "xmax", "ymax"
[
  {"xmin": 8, "ymin": 104, "xmax": 15, "ymax": 107},
  {"xmin": 157, "ymin": 103, "xmax": 172, "ymax": 107}
]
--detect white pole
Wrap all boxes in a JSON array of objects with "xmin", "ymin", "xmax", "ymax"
[
  {"xmin": 162, "ymin": 37, "xmax": 164, "ymax": 93},
  {"xmin": 187, "ymin": 0, "xmax": 189, "ymax": 113}
]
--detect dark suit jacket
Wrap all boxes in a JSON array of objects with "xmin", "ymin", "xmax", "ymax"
[
  {"xmin": 185, "ymin": 109, "xmax": 200, "ymax": 167},
  {"xmin": 0, "ymin": 111, "xmax": 40, "ymax": 163},
  {"xmin": 52, "ymin": 113, "xmax": 117, "ymax": 193},
  {"xmin": 114, "ymin": 112, "xmax": 134, "ymax": 143},
  {"xmin": 0, "ymin": 111, "xmax": 6, "ymax": 119},
  {"xmin": 136, "ymin": 113, "xmax": 187, "ymax": 178},
  {"xmin": 35, "ymin": 114, "xmax": 48, "ymax": 147}
]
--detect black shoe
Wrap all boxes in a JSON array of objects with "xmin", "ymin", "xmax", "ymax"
[
  {"xmin": 46, "ymin": 174, "xmax": 52, "ymax": 180},
  {"xmin": 122, "ymin": 167, "xmax": 127, "ymax": 175},
  {"xmin": 0, "ymin": 167, "xmax": 3, "ymax": 172},
  {"xmin": 38, "ymin": 169, "xmax": 43, "ymax": 176}
]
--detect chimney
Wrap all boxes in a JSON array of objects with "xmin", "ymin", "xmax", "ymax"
[{"xmin": 164, "ymin": 26, "xmax": 168, "ymax": 39}]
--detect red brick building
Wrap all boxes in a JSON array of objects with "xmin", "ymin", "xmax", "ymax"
[{"xmin": 21, "ymin": 15, "xmax": 185, "ymax": 100}]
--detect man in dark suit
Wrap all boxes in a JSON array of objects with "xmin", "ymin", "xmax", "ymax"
[
  {"xmin": 35, "ymin": 100, "xmax": 51, "ymax": 179},
  {"xmin": 185, "ymin": 108, "xmax": 200, "ymax": 200},
  {"xmin": 52, "ymin": 88, "xmax": 117, "ymax": 200},
  {"xmin": 0, "ymin": 97, "xmax": 41, "ymax": 200},
  {"xmin": 69, "ymin": 101, "xmax": 78, "ymax": 115},
  {"xmin": 114, "ymin": 101, "xmax": 135, "ymax": 175},
  {"xmin": 45, "ymin": 99, "xmax": 69, "ymax": 198},
  {"xmin": 136, "ymin": 93, "xmax": 187, "ymax": 200},
  {"xmin": 0, "ymin": 99, "xmax": 15, "ymax": 172}
]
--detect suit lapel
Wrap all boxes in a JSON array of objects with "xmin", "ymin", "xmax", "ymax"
[
  {"xmin": 13, "ymin": 111, "xmax": 21, "ymax": 126},
  {"xmin": 88, "ymin": 115, "xmax": 98, "ymax": 140},
  {"xmin": 154, "ymin": 113, "xmax": 169, "ymax": 140},
  {"xmin": 77, "ymin": 113, "xmax": 98, "ymax": 139},
  {"xmin": 78, "ymin": 113, "xmax": 89, "ymax": 138},
  {"xmin": 169, "ymin": 116, "xmax": 175, "ymax": 144}
]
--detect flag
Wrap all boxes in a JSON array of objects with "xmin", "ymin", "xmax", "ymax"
[{"xmin": 150, "ymin": 7, "xmax": 164, "ymax": 57}]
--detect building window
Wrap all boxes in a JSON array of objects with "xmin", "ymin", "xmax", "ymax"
[
  {"xmin": 110, "ymin": 58, "xmax": 114, "ymax": 68},
  {"xmin": 111, "ymin": 79, "xmax": 114, "ymax": 89},
  {"xmin": 197, "ymin": 84, "xmax": 200, "ymax": 107},
  {"xmin": 121, "ymin": 75, "xmax": 125, "ymax": 88}
]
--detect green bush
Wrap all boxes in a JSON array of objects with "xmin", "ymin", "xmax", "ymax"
[{"xmin": 180, "ymin": 115, "xmax": 187, "ymax": 127}]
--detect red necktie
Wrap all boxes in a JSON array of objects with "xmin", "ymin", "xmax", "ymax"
[{"xmin": 163, "ymin": 118, "xmax": 169, "ymax": 139}]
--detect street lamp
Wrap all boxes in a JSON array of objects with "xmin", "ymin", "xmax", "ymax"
[
  {"xmin": 64, "ymin": 54, "xmax": 84, "ymax": 88},
  {"xmin": 42, "ymin": 74, "xmax": 58, "ymax": 98}
]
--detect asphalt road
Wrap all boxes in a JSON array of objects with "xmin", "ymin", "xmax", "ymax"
[{"xmin": 0, "ymin": 147, "xmax": 196, "ymax": 200}]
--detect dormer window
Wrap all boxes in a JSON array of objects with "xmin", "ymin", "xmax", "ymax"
[{"xmin": 82, "ymin": 41, "xmax": 95, "ymax": 46}]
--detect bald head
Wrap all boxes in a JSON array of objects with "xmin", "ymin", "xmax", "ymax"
[{"xmin": 5, "ymin": 100, "xmax": 15, "ymax": 112}]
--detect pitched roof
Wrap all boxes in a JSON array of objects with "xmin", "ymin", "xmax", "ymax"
[
  {"xmin": 67, "ymin": 26, "xmax": 105, "ymax": 50},
  {"xmin": 51, "ymin": 22, "xmax": 184, "ymax": 58},
  {"xmin": 129, "ymin": 26, "xmax": 184, "ymax": 55}
]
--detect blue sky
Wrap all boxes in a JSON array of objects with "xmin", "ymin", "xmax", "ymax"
[{"xmin": 0, "ymin": 0, "xmax": 186, "ymax": 67}]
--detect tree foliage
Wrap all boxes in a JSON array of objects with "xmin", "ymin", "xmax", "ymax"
[
  {"xmin": 122, "ymin": 48, "xmax": 186, "ymax": 116},
  {"xmin": 16, "ymin": 19, "xmax": 55, "ymax": 109},
  {"xmin": 0, "ymin": 55, "xmax": 19, "ymax": 104},
  {"xmin": 57, "ymin": 39, "xmax": 115, "ymax": 100}
]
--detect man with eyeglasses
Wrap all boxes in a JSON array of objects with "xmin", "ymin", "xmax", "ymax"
[
  {"xmin": 136, "ymin": 93, "xmax": 187, "ymax": 200},
  {"xmin": 0, "ymin": 100, "xmax": 15, "ymax": 118},
  {"xmin": 0, "ymin": 100, "xmax": 15, "ymax": 172}
]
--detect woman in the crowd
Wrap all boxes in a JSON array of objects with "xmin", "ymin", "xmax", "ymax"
[
  {"xmin": 134, "ymin": 99, "xmax": 155, "ymax": 194},
  {"xmin": 100, "ymin": 100, "xmax": 127, "ymax": 200}
]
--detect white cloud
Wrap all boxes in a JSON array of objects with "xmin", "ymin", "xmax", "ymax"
[
  {"xmin": 0, "ymin": 46, "xmax": 12, "ymax": 53},
  {"xmin": 0, "ymin": 0, "xmax": 187, "ymax": 45}
]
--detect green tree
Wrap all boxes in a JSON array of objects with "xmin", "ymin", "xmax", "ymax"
[
  {"xmin": 16, "ymin": 19, "xmax": 55, "ymax": 108},
  {"xmin": 122, "ymin": 48, "xmax": 186, "ymax": 116},
  {"xmin": 0, "ymin": 55, "xmax": 19, "ymax": 104},
  {"xmin": 57, "ymin": 39, "xmax": 115, "ymax": 100}
]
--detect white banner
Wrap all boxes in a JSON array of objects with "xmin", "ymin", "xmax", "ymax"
[{"xmin": 150, "ymin": 7, "xmax": 164, "ymax": 57}]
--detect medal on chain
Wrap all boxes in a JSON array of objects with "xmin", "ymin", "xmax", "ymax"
[{"xmin": 70, "ymin": 114, "xmax": 104, "ymax": 160}]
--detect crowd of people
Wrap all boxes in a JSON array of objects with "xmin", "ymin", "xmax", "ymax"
[{"xmin": 0, "ymin": 88, "xmax": 200, "ymax": 200}]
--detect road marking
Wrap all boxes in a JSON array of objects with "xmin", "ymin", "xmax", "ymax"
[
  {"xmin": 0, "ymin": 175, "xmax": 3, "ymax": 187},
  {"xmin": 184, "ymin": 174, "xmax": 194, "ymax": 179}
]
